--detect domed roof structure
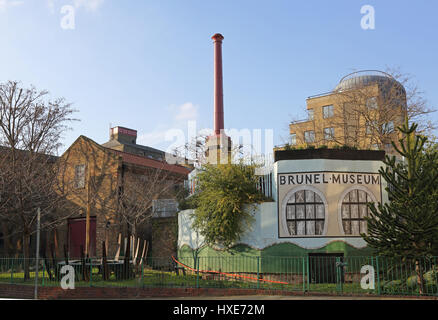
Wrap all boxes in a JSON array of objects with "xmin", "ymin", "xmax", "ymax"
[{"xmin": 334, "ymin": 70, "xmax": 405, "ymax": 95}]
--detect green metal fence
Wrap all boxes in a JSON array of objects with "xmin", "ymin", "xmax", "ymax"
[{"xmin": 0, "ymin": 256, "xmax": 436, "ymax": 297}]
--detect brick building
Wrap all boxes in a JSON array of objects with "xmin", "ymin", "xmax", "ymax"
[
  {"xmin": 55, "ymin": 127, "xmax": 191, "ymax": 259},
  {"xmin": 288, "ymin": 70, "xmax": 407, "ymax": 155}
]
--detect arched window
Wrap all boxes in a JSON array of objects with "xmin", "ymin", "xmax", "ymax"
[
  {"xmin": 285, "ymin": 189, "xmax": 326, "ymax": 236},
  {"xmin": 340, "ymin": 188, "xmax": 374, "ymax": 235}
]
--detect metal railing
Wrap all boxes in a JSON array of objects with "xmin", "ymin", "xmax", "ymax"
[{"xmin": 0, "ymin": 256, "xmax": 436, "ymax": 297}]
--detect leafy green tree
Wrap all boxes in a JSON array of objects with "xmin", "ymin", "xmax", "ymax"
[
  {"xmin": 363, "ymin": 121, "xmax": 438, "ymax": 294},
  {"xmin": 190, "ymin": 162, "xmax": 267, "ymax": 249}
]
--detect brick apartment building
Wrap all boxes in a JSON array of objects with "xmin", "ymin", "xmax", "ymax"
[{"xmin": 288, "ymin": 70, "xmax": 407, "ymax": 155}]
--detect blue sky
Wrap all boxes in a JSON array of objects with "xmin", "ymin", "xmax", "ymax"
[{"xmin": 0, "ymin": 0, "xmax": 437, "ymax": 155}]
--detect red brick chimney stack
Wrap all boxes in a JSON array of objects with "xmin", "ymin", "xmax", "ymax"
[{"xmin": 212, "ymin": 33, "xmax": 225, "ymax": 135}]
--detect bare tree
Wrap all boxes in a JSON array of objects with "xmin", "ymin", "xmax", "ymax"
[
  {"xmin": 385, "ymin": 67, "xmax": 436, "ymax": 135},
  {"xmin": 117, "ymin": 165, "xmax": 185, "ymax": 262},
  {"xmin": 173, "ymin": 134, "xmax": 210, "ymax": 168},
  {"xmin": 0, "ymin": 80, "xmax": 77, "ymax": 278},
  {"xmin": 287, "ymin": 69, "xmax": 436, "ymax": 151}
]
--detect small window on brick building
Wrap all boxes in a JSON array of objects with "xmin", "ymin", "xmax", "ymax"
[
  {"xmin": 322, "ymin": 105, "xmax": 334, "ymax": 119},
  {"xmin": 304, "ymin": 130, "xmax": 315, "ymax": 143},
  {"xmin": 366, "ymin": 97, "xmax": 378, "ymax": 110},
  {"xmin": 74, "ymin": 164, "xmax": 86, "ymax": 189},
  {"xmin": 324, "ymin": 127, "xmax": 335, "ymax": 141},
  {"xmin": 290, "ymin": 133, "xmax": 297, "ymax": 145}
]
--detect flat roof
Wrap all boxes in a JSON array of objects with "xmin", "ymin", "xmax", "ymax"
[{"xmin": 274, "ymin": 148, "xmax": 386, "ymax": 162}]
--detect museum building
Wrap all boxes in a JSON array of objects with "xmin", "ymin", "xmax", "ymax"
[{"xmin": 177, "ymin": 34, "xmax": 395, "ymax": 261}]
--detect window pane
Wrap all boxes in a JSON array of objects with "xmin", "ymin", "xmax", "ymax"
[
  {"xmin": 351, "ymin": 204, "xmax": 359, "ymax": 219},
  {"xmin": 324, "ymin": 127, "xmax": 334, "ymax": 140},
  {"xmin": 315, "ymin": 193, "xmax": 322, "ymax": 203},
  {"xmin": 341, "ymin": 204, "xmax": 350, "ymax": 219},
  {"xmin": 358, "ymin": 190, "xmax": 367, "ymax": 202},
  {"xmin": 306, "ymin": 221, "xmax": 315, "ymax": 235},
  {"xmin": 296, "ymin": 191, "xmax": 305, "ymax": 203},
  {"xmin": 351, "ymin": 221, "xmax": 360, "ymax": 235},
  {"xmin": 287, "ymin": 221, "xmax": 296, "ymax": 235},
  {"xmin": 360, "ymin": 221, "xmax": 367, "ymax": 234},
  {"xmin": 304, "ymin": 131, "xmax": 315, "ymax": 143},
  {"xmin": 359, "ymin": 205, "xmax": 368, "ymax": 218},
  {"xmin": 315, "ymin": 221, "xmax": 324, "ymax": 235},
  {"xmin": 306, "ymin": 205, "xmax": 315, "ymax": 219},
  {"xmin": 75, "ymin": 164, "xmax": 85, "ymax": 188},
  {"xmin": 316, "ymin": 204, "xmax": 325, "ymax": 219},
  {"xmin": 305, "ymin": 190, "xmax": 314, "ymax": 202},
  {"xmin": 323, "ymin": 105, "xmax": 334, "ymax": 118},
  {"xmin": 296, "ymin": 205, "xmax": 305, "ymax": 219},
  {"xmin": 350, "ymin": 190, "xmax": 358, "ymax": 202},
  {"xmin": 343, "ymin": 221, "xmax": 351, "ymax": 234},
  {"xmin": 291, "ymin": 133, "xmax": 297, "ymax": 145},
  {"xmin": 286, "ymin": 205, "xmax": 295, "ymax": 219},
  {"xmin": 367, "ymin": 97, "xmax": 378, "ymax": 109},
  {"xmin": 297, "ymin": 221, "xmax": 306, "ymax": 235},
  {"xmin": 287, "ymin": 194, "xmax": 295, "ymax": 204}
]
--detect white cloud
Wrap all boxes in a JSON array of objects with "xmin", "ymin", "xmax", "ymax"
[
  {"xmin": 137, "ymin": 130, "xmax": 167, "ymax": 149},
  {"xmin": 47, "ymin": 0, "xmax": 56, "ymax": 14},
  {"xmin": 136, "ymin": 102, "xmax": 200, "ymax": 149},
  {"xmin": 0, "ymin": 0, "xmax": 24, "ymax": 11},
  {"xmin": 46, "ymin": 0, "xmax": 104, "ymax": 13},
  {"xmin": 173, "ymin": 102, "xmax": 199, "ymax": 122}
]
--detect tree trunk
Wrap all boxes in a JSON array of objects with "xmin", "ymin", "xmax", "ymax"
[
  {"xmin": 415, "ymin": 259, "xmax": 425, "ymax": 295},
  {"xmin": 132, "ymin": 223, "xmax": 137, "ymax": 268},
  {"xmin": 23, "ymin": 232, "xmax": 31, "ymax": 281},
  {"xmin": 15, "ymin": 238, "xmax": 22, "ymax": 259},
  {"xmin": 1, "ymin": 222, "xmax": 12, "ymax": 256},
  {"xmin": 123, "ymin": 232, "xmax": 131, "ymax": 280},
  {"xmin": 102, "ymin": 241, "xmax": 109, "ymax": 280},
  {"xmin": 80, "ymin": 245, "xmax": 89, "ymax": 282},
  {"xmin": 53, "ymin": 229, "xmax": 60, "ymax": 258}
]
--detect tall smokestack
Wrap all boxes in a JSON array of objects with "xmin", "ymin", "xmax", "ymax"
[{"xmin": 212, "ymin": 33, "xmax": 224, "ymax": 135}]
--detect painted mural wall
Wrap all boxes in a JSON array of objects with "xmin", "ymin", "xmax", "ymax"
[{"xmin": 178, "ymin": 158, "xmax": 387, "ymax": 257}]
